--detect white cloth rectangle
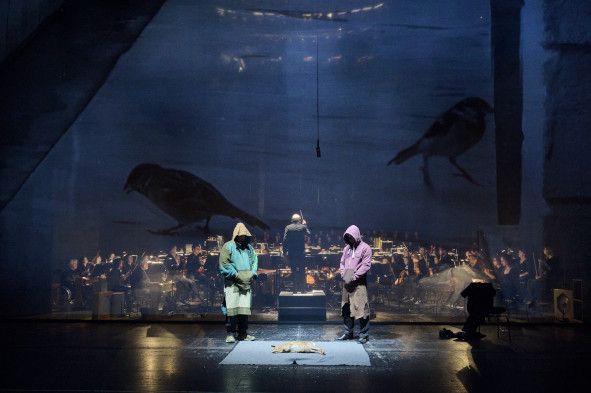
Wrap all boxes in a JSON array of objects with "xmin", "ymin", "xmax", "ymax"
[{"xmin": 220, "ymin": 341, "xmax": 371, "ymax": 366}]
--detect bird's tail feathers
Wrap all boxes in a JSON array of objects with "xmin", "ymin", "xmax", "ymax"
[
  {"xmin": 227, "ymin": 205, "xmax": 270, "ymax": 231},
  {"xmin": 388, "ymin": 142, "xmax": 420, "ymax": 165}
]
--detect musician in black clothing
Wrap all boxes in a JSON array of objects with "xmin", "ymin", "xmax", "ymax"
[
  {"xmin": 130, "ymin": 257, "xmax": 151, "ymax": 290},
  {"xmin": 394, "ymin": 250, "xmax": 415, "ymax": 286},
  {"xmin": 498, "ymin": 254, "xmax": 519, "ymax": 302},
  {"xmin": 542, "ymin": 246, "xmax": 564, "ymax": 290},
  {"xmin": 491, "ymin": 256, "xmax": 503, "ymax": 278},
  {"xmin": 193, "ymin": 254, "xmax": 212, "ymax": 283},
  {"xmin": 517, "ymin": 249, "xmax": 533, "ymax": 302},
  {"xmin": 165, "ymin": 245, "xmax": 198, "ymax": 301},
  {"xmin": 164, "ymin": 245, "xmax": 184, "ymax": 278},
  {"xmin": 107, "ymin": 259, "xmax": 128, "ymax": 292},
  {"xmin": 194, "ymin": 252, "xmax": 216, "ymax": 304},
  {"xmin": 91, "ymin": 255, "xmax": 109, "ymax": 278},
  {"xmin": 130, "ymin": 257, "xmax": 161, "ymax": 311},
  {"xmin": 77, "ymin": 256, "xmax": 94, "ymax": 278},
  {"xmin": 466, "ymin": 251, "xmax": 483, "ymax": 272},
  {"xmin": 418, "ymin": 247, "xmax": 433, "ymax": 271},
  {"xmin": 390, "ymin": 253, "xmax": 406, "ymax": 277},
  {"xmin": 105, "ymin": 259, "xmax": 131, "ymax": 312},
  {"xmin": 517, "ymin": 250, "xmax": 531, "ymax": 280},
  {"xmin": 438, "ymin": 246, "xmax": 455, "ymax": 269},
  {"xmin": 412, "ymin": 254, "xmax": 427, "ymax": 282},
  {"xmin": 60, "ymin": 258, "xmax": 81, "ymax": 301},
  {"xmin": 121, "ymin": 254, "xmax": 135, "ymax": 284},
  {"xmin": 185, "ymin": 244, "xmax": 203, "ymax": 280},
  {"xmin": 431, "ymin": 246, "xmax": 454, "ymax": 274},
  {"xmin": 283, "ymin": 213, "xmax": 310, "ymax": 292}
]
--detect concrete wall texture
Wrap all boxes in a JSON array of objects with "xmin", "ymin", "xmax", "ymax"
[
  {"xmin": 543, "ymin": 0, "xmax": 591, "ymax": 317},
  {"xmin": 0, "ymin": 0, "xmax": 63, "ymax": 65}
]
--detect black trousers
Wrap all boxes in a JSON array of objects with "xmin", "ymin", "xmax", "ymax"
[
  {"xmin": 288, "ymin": 253, "xmax": 306, "ymax": 292},
  {"xmin": 342, "ymin": 303, "xmax": 370, "ymax": 338},
  {"xmin": 226, "ymin": 315, "xmax": 248, "ymax": 336}
]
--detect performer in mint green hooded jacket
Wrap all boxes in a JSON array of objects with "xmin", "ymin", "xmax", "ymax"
[{"xmin": 219, "ymin": 222, "xmax": 258, "ymax": 342}]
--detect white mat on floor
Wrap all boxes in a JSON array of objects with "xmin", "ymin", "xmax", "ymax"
[{"xmin": 220, "ymin": 341, "xmax": 371, "ymax": 366}]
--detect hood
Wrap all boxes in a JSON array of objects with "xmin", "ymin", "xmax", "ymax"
[
  {"xmin": 344, "ymin": 225, "xmax": 362, "ymax": 243},
  {"xmin": 232, "ymin": 222, "xmax": 252, "ymax": 240}
]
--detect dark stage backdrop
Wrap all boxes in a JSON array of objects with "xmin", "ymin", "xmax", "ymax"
[{"xmin": 0, "ymin": 0, "xmax": 557, "ymax": 319}]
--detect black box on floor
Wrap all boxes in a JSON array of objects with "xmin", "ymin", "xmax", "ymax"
[{"xmin": 278, "ymin": 290, "xmax": 326, "ymax": 321}]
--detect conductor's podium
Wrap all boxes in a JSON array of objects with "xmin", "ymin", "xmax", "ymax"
[{"xmin": 278, "ymin": 290, "xmax": 326, "ymax": 321}]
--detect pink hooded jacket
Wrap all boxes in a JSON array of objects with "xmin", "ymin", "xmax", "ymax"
[{"xmin": 339, "ymin": 225, "xmax": 372, "ymax": 282}]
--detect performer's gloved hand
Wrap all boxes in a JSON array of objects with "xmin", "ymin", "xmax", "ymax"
[
  {"xmin": 236, "ymin": 270, "xmax": 253, "ymax": 284},
  {"xmin": 342, "ymin": 269, "xmax": 354, "ymax": 285}
]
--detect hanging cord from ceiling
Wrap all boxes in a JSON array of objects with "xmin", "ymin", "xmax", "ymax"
[{"xmin": 315, "ymin": 33, "xmax": 322, "ymax": 158}]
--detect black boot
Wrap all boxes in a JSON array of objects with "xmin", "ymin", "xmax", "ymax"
[
  {"xmin": 338, "ymin": 305, "xmax": 354, "ymax": 340},
  {"xmin": 337, "ymin": 313, "xmax": 355, "ymax": 340},
  {"xmin": 358, "ymin": 317, "xmax": 370, "ymax": 343}
]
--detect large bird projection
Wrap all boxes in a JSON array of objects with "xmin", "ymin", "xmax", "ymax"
[
  {"xmin": 124, "ymin": 163, "xmax": 269, "ymax": 234},
  {"xmin": 388, "ymin": 97, "xmax": 493, "ymax": 186}
]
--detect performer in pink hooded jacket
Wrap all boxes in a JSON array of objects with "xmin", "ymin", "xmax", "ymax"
[{"xmin": 337, "ymin": 225, "xmax": 372, "ymax": 343}]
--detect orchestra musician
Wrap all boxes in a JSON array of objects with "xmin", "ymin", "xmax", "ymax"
[
  {"xmin": 186, "ymin": 244, "xmax": 203, "ymax": 280},
  {"xmin": 129, "ymin": 256, "xmax": 161, "ymax": 312},
  {"xmin": 164, "ymin": 245, "xmax": 198, "ymax": 302},
  {"xmin": 438, "ymin": 246, "xmax": 455, "ymax": 269},
  {"xmin": 190, "ymin": 250, "xmax": 216, "ymax": 305},
  {"xmin": 60, "ymin": 258, "xmax": 82, "ymax": 304},
  {"xmin": 430, "ymin": 250, "xmax": 448, "ymax": 274},
  {"xmin": 121, "ymin": 254, "xmax": 135, "ymax": 284},
  {"xmin": 164, "ymin": 245, "xmax": 184, "ymax": 277},
  {"xmin": 91, "ymin": 254, "xmax": 108, "ymax": 278},
  {"xmin": 77, "ymin": 256, "xmax": 94, "ymax": 278},
  {"xmin": 498, "ymin": 253, "xmax": 519, "ymax": 302},
  {"xmin": 107, "ymin": 258, "xmax": 129, "ymax": 292},
  {"xmin": 541, "ymin": 246, "xmax": 564, "ymax": 291},
  {"xmin": 394, "ymin": 249, "xmax": 414, "ymax": 286},
  {"xmin": 517, "ymin": 249, "xmax": 535, "ymax": 303}
]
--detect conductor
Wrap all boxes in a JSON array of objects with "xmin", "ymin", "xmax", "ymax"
[{"xmin": 283, "ymin": 213, "xmax": 310, "ymax": 292}]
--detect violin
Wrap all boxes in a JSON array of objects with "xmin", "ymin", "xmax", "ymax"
[{"xmin": 394, "ymin": 269, "xmax": 408, "ymax": 286}]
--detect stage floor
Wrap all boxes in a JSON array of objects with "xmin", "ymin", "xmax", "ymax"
[{"xmin": 0, "ymin": 322, "xmax": 588, "ymax": 392}]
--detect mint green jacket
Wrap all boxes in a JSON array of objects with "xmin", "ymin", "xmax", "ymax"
[{"xmin": 219, "ymin": 241, "xmax": 258, "ymax": 281}]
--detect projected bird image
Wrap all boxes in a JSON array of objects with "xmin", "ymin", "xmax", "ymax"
[
  {"xmin": 124, "ymin": 164, "xmax": 269, "ymax": 234},
  {"xmin": 388, "ymin": 97, "xmax": 493, "ymax": 186}
]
